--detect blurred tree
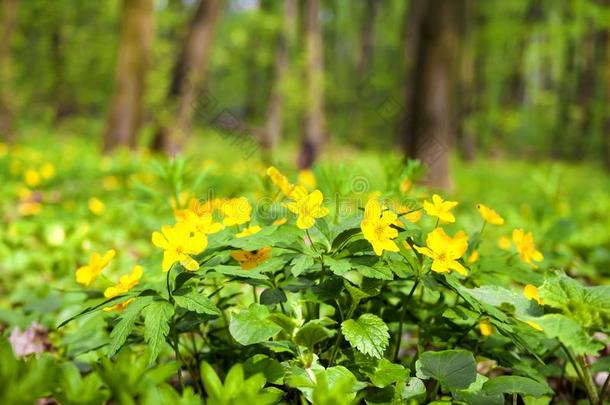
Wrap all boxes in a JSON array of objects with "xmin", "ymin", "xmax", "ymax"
[
  {"xmin": 401, "ymin": 0, "xmax": 462, "ymax": 189},
  {"xmin": 152, "ymin": 0, "xmax": 223, "ymax": 154},
  {"xmin": 262, "ymin": 0, "xmax": 297, "ymax": 159},
  {"xmin": 103, "ymin": 0, "xmax": 154, "ymax": 152},
  {"xmin": 456, "ymin": 0, "xmax": 476, "ymax": 162},
  {"xmin": 0, "ymin": 0, "xmax": 18, "ymax": 141},
  {"xmin": 298, "ymin": 0, "xmax": 326, "ymax": 169}
]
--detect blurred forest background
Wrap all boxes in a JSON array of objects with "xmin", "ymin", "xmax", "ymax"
[{"xmin": 1, "ymin": 0, "xmax": 610, "ymax": 189}]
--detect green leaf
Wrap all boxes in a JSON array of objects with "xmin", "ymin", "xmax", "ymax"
[
  {"xmin": 369, "ymin": 359, "xmax": 409, "ymax": 388},
  {"xmin": 324, "ymin": 256, "xmax": 351, "ymax": 276},
  {"xmin": 452, "ymin": 374, "xmax": 504, "ymax": 405},
  {"xmin": 482, "ymin": 376, "xmax": 552, "ymax": 397},
  {"xmin": 260, "ymin": 288, "xmax": 287, "ymax": 305},
  {"xmin": 207, "ymin": 265, "xmax": 269, "ymax": 280},
  {"xmin": 295, "ymin": 321, "xmax": 334, "ymax": 349},
  {"xmin": 532, "ymin": 314, "xmax": 603, "ymax": 355},
  {"xmin": 331, "ymin": 228, "xmax": 362, "ymax": 251},
  {"xmin": 229, "ymin": 303, "xmax": 283, "ymax": 345},
  {"xmin": 173, "ymin": 291, "xmax": 220, "ymax": 316},
  {"xmin": 107, "ymin": 297, "xmax": 152, "ymax": 356},
  {"xmin": 143, "ymin": 300, "xmax": 174, "ymax": 364},
  {"xmin": 291, "ymin": 255, "xmax": 315, "ymax": 277},
  {"xmin": 243, "ymin": 354, "xmax": 285, "ymax": 384},
  {"xmin": 341, "ymin": 314, "xmax": 389, "ymax": 359},
  {"xmin": 353, "ymin": 264, "xmax": 393, "ymax": 280},
  {"xmin": 415, "ymin": 350, "xmax": 477, "ymax": 389},
  {"xmin": 401, "ymin": 377, "xmax": 426, "ymax": 402}
]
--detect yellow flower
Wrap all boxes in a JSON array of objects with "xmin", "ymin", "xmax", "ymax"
[
  {"xmin": 181, "ymin": 210, "xmax": 223, "ymax": 235},
  {"xmin": 76, "ymin": 249, "xmax": 116, "ymax": 286},
  {"xmin": 361, "ymin": 198, "xmax": 399, "ymax": 256},
  {"xmin": 231, "ymin": 247, "xmax": 272, "ymax": 270},
  {"xmin": 152, "ymin": 222, "xmax": 207, "ymax": 272},
  {"xmin": 285, "ymin": 189, "xmax": 329, "ymax": 229},
  {"xmin": 523, "ymin": 284, "xmax": 543, "ymax": 305},
  {"xmin": 220, "ymin": 197, "xmax": 252, "ymax": 226},
  {"xmin": 404, "ymin": 210, "xmax": 422, "ymax": 223},
  {"xmin": 24, "ymin": 169, "xmax": 41, "ymax": 187},
  {"xmin": 468, "ymin": 250, "xmax": 479, "ymax": 264},
  {"xmin": 525, "ymin": 320, "xmax": 543, "ymax": 331},
  {"xmin": 18, "ymin": 201, "xmax": 42, "ymax": 216},
  {"xmin": 103, "ymin": 175, "xmax": 120, "ymax": 190},
  {"xmin": 267, "ymin": 166, "xmax": 295, "ymax": 198},
  {"xmin": 476, "ymin": 204, "xmax": 504, "ymax": 225},
  {"xmin": 273, "ymin": 217, "xmax": 287, "ymax": 226},
  {"xmin": 512, "ymin": 229, "xmax": 544, "ymax": 268},
  {"xmin": 400, "ymin": 178, "xmax": 413, "ymax": 194},
  {"xmin": 414, "ymin": 228, "xmax": 469, "ymax": 276},
  {"xmin": 104, "ymin": 265, "xmax": 143, "ymax": 299},
  {"xmin": 40, "ymin": 163, "xmax": 56, "ymax": 180},
  {"xmin": 236, "ymin": 225, "xmax": 262, "ymax": 238},
  {"xmin": 103, "ymin": 298, "xmax": 135, "ymax": 313},
  {"xmin": 479, "ymin": 319, "xmax": 493, "ymax": 336},
  {"xmin": 498, "ymin": 236, "xmax": 512, "ymax": 250},
  {"xmin": 88, "ymin": 197, "xmax": 106, "ymax": 215},
  {"xmin": 298, "ymin": 169, "xmax": 317, "ymax": 190},
  {"xmin": 423, "ymin": 194, "xmax": 458, "ymax": 223}
]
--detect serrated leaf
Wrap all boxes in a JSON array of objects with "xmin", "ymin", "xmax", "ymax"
[
  {"xmin": 341, "ymin": 314, "xmax": 389, "ymax": 358},
  {"xmin": 324, "ymin": 256, "xmax": 351, "ymax": 276},
  {"xmin": 415, "ymin": 350, "xmax": 476, "ymax": 389},
  {"xmin": 291, "ymin": 255, "xmax": 315, "ymax": 277},
  {"xmin": 353, "ymin": 264, "xmax": 393, "ymax": 280},
  {"xmin": 173, "ymin": 291, "xmax": 220, "ymax": 316},
  {"xmin": 482, "ymin": 376, "xmax": 552, "ymax": 397},
  {"xmin": 143, "ymin": 300, "xmax": 174, "ymax": 364},
  {"xmin": 229, "ymin": 304, "xmax": 282, "ymax": 345},
  {"xmin": 369, "ymin": 359, "xmax": 409, "ymax": 388},
  {"xmin": 295, "ymin": 321, "xmax": 334, "ymax": 349},
  {"xmin": 107, "ymin": 297, "xmax": 152, "ymax": 356}
]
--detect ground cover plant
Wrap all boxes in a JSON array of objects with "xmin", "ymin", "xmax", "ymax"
[{"xmin": 1, "ymin": 138, "xmax": 609, "ymax": 404}]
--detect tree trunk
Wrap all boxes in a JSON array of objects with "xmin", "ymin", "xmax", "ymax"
[
  {"xmin": 401, "ymin": 0, "xmax": 461, "ymax": 190},
  {"xmin": 356, "ymin": 0, "xmax": 377, "ymax": 77},
  {"xmin": 0, "ymin": 0, "xmax": 18, "ymax": 141},
  {"xmin": 152, "ymin": 0, "xmax": 223, "ymax": 154},
  {"xmin": 455, "ymin": 0, "xmax": 475, "ymax": 162},
  {"xmin": 103, "ymin": 0, "xmax": 154, "ymax": 152},
  {"xmin": 297, "ymin": 0, "xmax": 326, "ymax": 169},
  {"xmin": 262, "ymin": 0, "xmax": 296, "ymax": 158}
]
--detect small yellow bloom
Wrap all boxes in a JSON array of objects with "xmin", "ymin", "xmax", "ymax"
[
  {"xmin": 297, "ymin": 169, "xmax": 317, "ymax": 190},
  {"xmin": 104, "ymin": 265, "xmax": 144, "ymax": 299},
  {"xmin": 476, "ymin": 204, "xmax": 504, "ymax": 225},
  {"xmin": 423, "ymin": 194, "xmax": 458, "ymax": 223},
  {"xmin": 24, "ymin": 169, "xmax": 41, "ymax": 187},
  {"xmin": 479, "ymin": 319, "xmax": 493, "ymax": 336},
  {"xmin": 88, "ymin": 198, "xmax": 106, "ymax": 215},
  {"xmin": 468, "ymin": 250, "xmax": 479, "ymax": 263},
  {"xmin": 103, "ymin": 298, "xmax": 135, "ymax": 313},
  {"xmin": 40, "ymin": 163, "xmax": 56, "ymax": 180},
  {"xmin": 273, "ymin": 217, "xmax": 288, "ymax": 226},
  {"xmin": 361, "ymin": 198, "xmax": 399, "ymax": 256},
  {"xmin": 399, "ymin": 178, "xmax": 412, "ymax": 194},
  {"xmin": 236, "ymin": 225, "xmax": 262, "ymax": 238},
  {"xmin": 525, "ymin": 320, "xmax": 543, "ymax": 331},
  {"xmin": 512, "ymin": 229, "xmax": 544, "ymax": 268},
  {"xmin": 181, "ymin": 210, "xmax": 223, "ymax": 235},
  {"xmin": 231, "ymin": 247, "xmax": 272, "ymax": 270},
  {"xmin": 267, "ymin": 166, "xmax": 296, "ymax": 198},
  {"xmin": 103, "ymin": 175, "xmax": 120, "ymax": 190},
  {"xmin": 152, "ymin": 222, "xmax": 207, "ymax": 272},
  {"xmin": 498, "ymin": 236, "xmax": 512, "ymax": 250},
  {"xmin": 523, "ymin": 284, "xmax": 543, "ymax": 305},
  {"xmin": 76, "ymin": 249, "xmax": 116, "ymax": 286},
  {"xmin": 414, "ymin": 228, "xmax": 469, "ymax": 276},
  {"xmin": 221, "ymin": 197, "xmax": 252, "ymax": 226},
  {"xmin": 285, "ymin": 189, "xmax": 329, "ymax": 229}
]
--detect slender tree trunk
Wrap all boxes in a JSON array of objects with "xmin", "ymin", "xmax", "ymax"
[
  {"xmin": 401, "ymin": 0, "xmax": 461, "ymax": 190},
  {"xmin": 0, "ymin": 0, "xmax": 18, "ymax": 141},
  {"xmin": 262, "ymin": 0, "xmax": 296, "ymax": 158},
  {"xmin": 297, "ymin": 0, "xmax": 326, "ymax": 169},
  {"xmin": 103, "ymin": 0, "xmax": 154, "ymax": 152},
  {"xmin": 356, "ymin": 0, "xmax": 377, "ymax": 77},
  {"xmin": 152, "ymin": 0, "xmax": 223, "ymax": 154},
  {"xmin": 456, "ymin": 0, "xmax": 475, "ymax": 162}
]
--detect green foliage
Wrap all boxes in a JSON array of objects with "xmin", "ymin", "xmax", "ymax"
[
  {"xmin": 415, "ymin": 350, "xmax": 477, "ymax": 390},
  {"xmin": 229, "ymin": 303, "xmax": 283, "ymax": 345},
  {"xmin": 341, "ymin": 314, "xmax": 390, "ymax": 359}
]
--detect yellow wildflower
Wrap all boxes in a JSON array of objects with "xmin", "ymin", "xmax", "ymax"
[
  {"xmin": 468, "ymin": 250, "xmax": 479, "ymax": 263},
  {"xmin": 40, "ymin": 163, "xmax": 56, "ymax": 180},
  {"xmin": 152, "ymin": 222, "xmax": 207, "ymax": 272},
  {"xmin": 103, "ymin": 298, "xmax": 135, "ymax": 313},
  {"xmin": 273, "ymin": 217, "xmax": 288, "ymax": 226},
  {"xmin": 76, "ymin": 249, "xmax": 116, "ymax": 286},
  {"xmin": 361, "ymin": 198, "xmax": 399, "ymax": 256},
  {"xmin": 231, "ymin": 247, "xmax": 272, "ymax": 270},
  {"xmin": 18, "ymin": 201, "xmax": 42, "ymax": 216},
  {"xmin": 236, "ymin": 225, "xmax": 262, "ymax": 238},
  {"xmin": 526, "ymin": 320, "xmax": 543, "ymax": 331},
  {"xmin": 88, "ymin": 197, "xmax": 106, "ymax": 215},
  {"xmin": 476, "ymin": 204, "xmax": 504, "ymax": 225},
  {"xmin": 103, "ymin": 175, "xmax": 120, "ymax": 190},
  {"xmin": 414, "ymin": 228, "xmax": 469, "ymax": 276},
  {"xmin": 285, "ymin": 189, "xmax": 329, "ymax": 229},
  {"xmin": 512, "ymin": 229, "xmax": 544, "ymax": 268},
  {"xmin": 498, "ymin": 236, "xmax": 512, "ymax": 250},
  {"xmin": 181, "ymin": 210, "xmax": 223, "ymax": 235},
  {"xmin": 24, "ymin": 169, "xmax": 41, "ymax": 187},
  {"xmin": 400, "ymin": 178, "xmax": 412, "ymax": 194},
  {"xmin": 104, "ymin": 265, "xmax": 143, "ymax": 299},
  {"xmin": 479, "ymin": 319, "xmax": 493, "ymax": 336},
  {"xmin": 221, "ymin": 197, "xmax": 252, "ymax": 226},
  {"xmin": 267, "ymin": 166, "xmax": 295, "ymax": 198},
  {"xmin": 298, "ymin": 169, "xmax": 317, "ymax": 190},
  {"xmin": 423, "ymin": 194, "xmax": 458, "ymax": 223},
  {"xmin": 523, "ymin": 284, "xmax": 543, "ymax": 305}
]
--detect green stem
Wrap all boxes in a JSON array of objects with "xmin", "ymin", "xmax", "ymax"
[
  {"xmin": 393, "ymin": 279, "xmax": 420, "ymax": 361},
  {"xmin": 334, "ymin": 192, "xmax": 340, "ymax": 224},
  {"xmin": 252, "ymin": 285, "xmax": 258, "ymax": 303},
  {"xmin": 577, "ymin": 355, "xmax": 599, "ymax": 405},
  {"xmin": 328, "ymin": 301, "xmax": 358, "ymax": 366}
]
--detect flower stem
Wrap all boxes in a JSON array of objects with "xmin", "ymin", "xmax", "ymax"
[
  {"xmin": 577, "ymin": 355, "xmax": 599, "ymax": 405},
  {"xmin": 328, "ymin": 300, "xmax": 358, "ymax": 366},
  {"xmin": 393, "ymin": 279, "xmax": 420, "ymax": 361}
]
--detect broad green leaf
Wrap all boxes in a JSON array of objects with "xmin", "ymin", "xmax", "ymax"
[
  {"xmin": 482, "ymin": 376, "xmax": 552, "ymax": 397},
  {"xmin": 143, "ymin": 300, "xmax": 174, "ymax": 364},
  {"xmin": 401, "ymin": 377, "xmax": 426, "ymax": 402},
  {"xmin": 291, "ymin": 255, "xmax": 314, "ymax": 277},
  {"xmin": 173, "ymin": 291, "xmax": 220, "ymax": 316},
  {"xmin": 341, "ymin": 314, "xmax": 390, "ymax": 359},
  {"xmin": 107, "ymin": 297, "xmax": 152, "ymax": 356},
  {"xmin": 353, "ymin": 264, "xmax": 393, "ymax": 280},
  {"xmin": 531, "ymin": 314, "xmax": 603, "ymax": 355},
  {"xmin": 229, "ymin": 304, "xmax": 282, "ymax": 345},
  {"xmin": 452, "ymin": 374, "xmax": 503, "ymax": 405},
  {"xmin": 295, "ymin": 321, "xmax": 334, "ymax": 349},
  {"xmin": 324, "ymin": 256, "xmax": 351, "ymax": 276},
  {"xmin": 207, "ymin": 265, "xmax": 268, "ymax": 280},
  {"xmin": 259, "ymin": 288, "xmax": 287, "ymax": 305},
  {"xmin": 243, "ymin": 354, "xmax": 285, "ymax": 384},
  {"xmin": 415, "ymin": 350, "xmax": 476, "ymax": 390},
  {"xmin": 369, "ymin": 359, "xmax": 409, "ymax": 388}
]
